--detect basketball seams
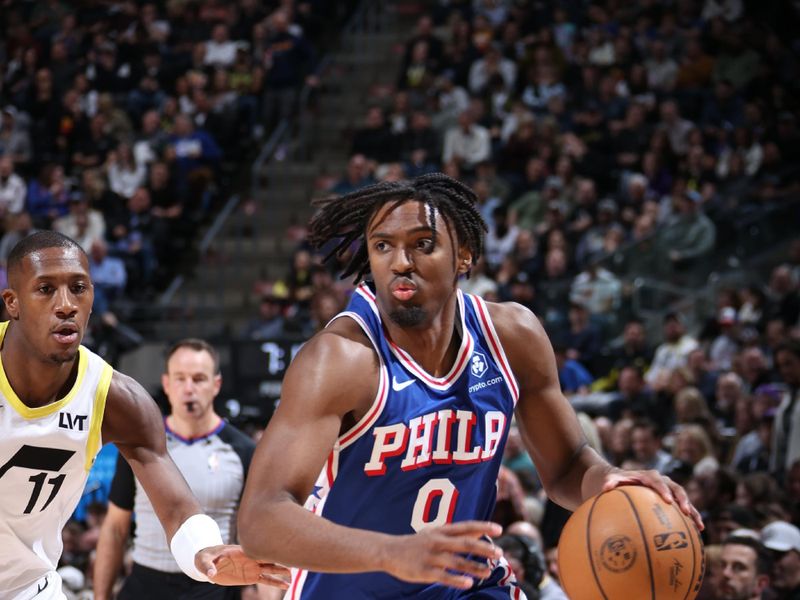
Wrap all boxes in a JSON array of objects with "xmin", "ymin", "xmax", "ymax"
[
  {"xmin": 585, "ymin": 494, "xmax": 610, "ymax": 600},
  {"xmin": 619, "ymin": 488, "xmax": 656, "ymax": 600},
  {"xmin": 670, "ymin": 501, "xmax": 700, "ymax": 600}
]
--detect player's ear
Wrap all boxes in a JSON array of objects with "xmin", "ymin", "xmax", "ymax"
[
  {"xmin": 457, "ymin": 247, "xmax": 473, "ymax": 276},
  {"xmin": 2, "ymin": 288, "xmax": 19, "ymax": 319},
  {"xmin": 161, "ymin": 373, "xmax": 170, "ymax": 395}
]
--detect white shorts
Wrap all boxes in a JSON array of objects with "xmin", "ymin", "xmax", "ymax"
[{"xmin": 13, "ymin": 571, "xmax": 67, "ymax": 600}]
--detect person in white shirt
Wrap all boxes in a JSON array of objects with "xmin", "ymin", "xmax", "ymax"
[
  {"xmin": 204, "ymin": 24, "xmax": 239, "ymax": 68},
  {"xmin": 0, "ymin": 155, "xmax": 26, "ymax": 218},
  {"xmin": 645, "ymin": 312, "xmax": 699, "ymax": 390},
  {"xmin": 442, "ymin": 109, "xmax": 491, "ymax": 171}
]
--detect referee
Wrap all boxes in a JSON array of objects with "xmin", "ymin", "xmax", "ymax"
[{"xmin": 94, "ymin": 339, "xmax": 257, "ymax": 600}]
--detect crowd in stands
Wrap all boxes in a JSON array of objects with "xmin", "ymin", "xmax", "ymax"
[
  {"xmin": 0, "ymin": 1, "xmax": 348, "ymax": 596},
  {"xmin": 0, "ymin": 0, "xmax": 334, "ymax": 364},
  {"xmin": 248, "ymin": 0, "xmax": 800, "ymax": 598}
]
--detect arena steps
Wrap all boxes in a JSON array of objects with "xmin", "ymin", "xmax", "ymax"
[{"xmin": 148, "ymin": 0, "xmax": 418, "ymax": 343}]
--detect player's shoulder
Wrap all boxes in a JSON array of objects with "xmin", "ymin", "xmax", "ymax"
[
  {"xmin": 483, "ymin": 300, "xmax": 551, "ymax": 358},
  {"xmin": 281, "ymin": 316, "xmax": 380, "ymax": 415},
  {"xmin": 484, "ymin": 300, "xmax": 543, "ymax": 336},
  {"xmin": 103, "ymin": 369, "xmax": 164, "ymax": 445},
  {"xmin": 292, "ymin": 315, "xmax": 378, "ymax": 370}
]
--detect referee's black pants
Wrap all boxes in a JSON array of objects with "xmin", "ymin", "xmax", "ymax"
[{"xmin": 118, "ymin": 563, "xmax": 240, "ymax": 600}]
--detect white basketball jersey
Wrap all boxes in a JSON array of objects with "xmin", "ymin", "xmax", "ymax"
[{"xmin": 0, "ymin": 322, "xmax": 113, "ymax": 599}]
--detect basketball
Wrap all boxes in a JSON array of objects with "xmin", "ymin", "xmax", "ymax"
[{"xmin": 557, "ymin": 485, "xmax": 704, "ymax": 600}]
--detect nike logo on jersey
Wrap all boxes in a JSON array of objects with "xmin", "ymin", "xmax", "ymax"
[{"xmin": 392, "ymin": 376, "xmax": 415, "ymax": 392}]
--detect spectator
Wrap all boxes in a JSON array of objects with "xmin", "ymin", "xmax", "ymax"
[
  {"xmin": 772, "ymin": 341, "xmax": 800, "ymax": 482},
  {"xmin": 645, "ymin": 40, "xmax": 678, "ymax": 92},
  {"xmin": 761, "ymin": 521, "xmax": 800, "ymax": 599},
  {"xmin": 109, "ymin": 187, "xmax": 157, "ymax": 293},
  {"xmin": 260, "ymin": 9, "xmax": 316, "ymax": 129},
  {"xmin": 610, "ymin": 366, "xmax": 657, "ymax": 421},
  {"xmin": 442, "ymin": 108, "xmax": 490, "ymax": 171},
  {"xmin": 569, "ymin": 263, "xmax": 622, "ymax": 318},
  {"xmin": 106, "ymin": 142, "xmax": 146, "ymax": 200},
  {"xmin": 52, "ymin": 193, "xmax": 106, "ymax": 252},
  {"xmin": 26, "ymin": 162, "xmax": 70, "ymax": 228},
  {"xmin": 88, "ymin": 239, "xmax": 127, "ymax": 324},
  {"xmin": 484, "ymin": 206, "xmax": 519, "ymax": 271},
  {"xmin": 165, "ymin": 114, "xmax": 221, "ymax": 210},
  {"xmin": 0, "ymin": 106, "xmax": 32, "ymax": 164},
  {"xmin": 553, "ymin": 342, "xmax": 594, "ymax": 394},
  {"xmin": 132, "ymin": 110, "xmax": 168, "ymax": 168},
  {"xmin": 646, "ymin": 312, "xmax": 700, "ymax": 390},
  {"xmin": 766, "ymin": 264, "xmax": 800, "ymax": 328},
  {"xmin": 658, "ymin": 99, "xmax": 694, "ymax": 156},
  {"xmin": 329, "ymin": 154, "xmax": 374, "ymax": 196},
  {"xmin": 717, "ymin": 534, "xmax": 771, "ymax": 600},
  {"xmin": 351, "ymin": 106, "xmax": 397, "ymax": 164},
  {"xmin": 661, "ymin": 190, "xmax": 717, "ymax": 271},
  {"xmin": 468, "ymin": 43, "xmax": 516, "ymax": 96},
  {"xmin": 631, "ymin": 419, "xmax": 678, "ymax": 473},
  {"xmin": 0, "ymin": 211, "xmax": 37, "ymax": 263},
  {"xmin": 711, "ymin": 307, "xmax": 741, "ymax": 371},
  {"xmin": 243, "ymin": 287, "xmax": 289, "ymax": 340},
  {"xmin": 0, "ymin": 155, "xmax": 26, "ymax": 219},
  {"xmin": 673, "ymin": 423, "xmax": 720, "ymax": 477},
  {"xmin": 204, "ymin": 23, "xmax": 239, "ymax": 68},
  {"xmin": 563, "ymin": 302, "xmax": 602, "ymax": 370}
]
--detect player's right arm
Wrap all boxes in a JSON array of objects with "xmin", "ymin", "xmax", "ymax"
[
  {"xmin": 238, "ymin": 320, "xmax": 501, "ymax": 589},
  {"xmin": 93, "ymin": 501, "xmax": 133, "ymax": 600}
]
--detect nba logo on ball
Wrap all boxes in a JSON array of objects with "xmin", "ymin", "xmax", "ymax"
[
  {"xmin": 558, "ymin": 486, "xmax": 704, "ymax": 600},
  {"xmin": 471, "ymin": 352, "xmax": 488, "ymax": 378}
]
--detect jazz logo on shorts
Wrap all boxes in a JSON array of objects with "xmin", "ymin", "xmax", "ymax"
[{"xmin": 653, "ymin": 531, "xmax": 689, "ymax": 551}]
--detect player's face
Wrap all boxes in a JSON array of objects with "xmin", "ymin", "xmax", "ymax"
[
  {"xmin": 2, "ymin": 247, "xmax": 93, "ymax": 363},
  {"xmin": 366, "ymin": 200, "xmax": 471, "ymax": 328},
  {"xmin": 162, "ymin": 347, "xmax": 221, "ymax": 422},
  {"xmin": 718, "ymin": 544, "xmax": 764, "ymax": 600}
]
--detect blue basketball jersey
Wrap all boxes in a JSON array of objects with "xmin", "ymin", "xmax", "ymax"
[{"xmin": 289, "ymin": 283, "xmax": 526, "ymax": 600}]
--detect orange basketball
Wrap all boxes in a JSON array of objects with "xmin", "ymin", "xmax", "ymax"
[{"xmin": 557, "ymin": 485, "xmax": 704, "ymax": 600}]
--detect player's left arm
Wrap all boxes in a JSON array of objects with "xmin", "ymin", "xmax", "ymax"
[
  {"xmin": 101, "ymin": 371, "xmax": 290, "ymax": 587},
  {"xmin": 488, "ymin": 302, "xmax": 703, "ymax": 529}
]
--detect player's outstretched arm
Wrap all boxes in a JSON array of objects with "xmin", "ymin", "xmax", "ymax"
[
  {"xmin": 102, "ymin": 371, "xmax": 290, "ymax": 586},
  {"xmin": 491, "ymin": 302, "xmax": 703, "ymax": 530},
  {"xmin": 238, "ymin": 322, "xmax": 501, "ymax": 587}
]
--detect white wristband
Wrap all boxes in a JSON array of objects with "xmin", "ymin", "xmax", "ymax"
[{"xmin": 170, "ymin": 513, "xmax": 225, "ymax": 582}]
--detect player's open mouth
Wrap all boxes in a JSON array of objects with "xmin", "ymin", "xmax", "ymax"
[{"xmin": 52, "ymin": 323, "xmax": 79, "ymax": 344}]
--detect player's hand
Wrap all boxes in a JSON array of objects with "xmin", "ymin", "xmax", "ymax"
[
  {"xmin": 601, "ymin": 469, "xmax": 704, "ymax": 532},
  {"xmin": 195, "ymin": 545, "xmax": 291, "ymax": 588},
  {"xmin": 382, "ymin": 521, "xmax": 503, "ymax": 589}
]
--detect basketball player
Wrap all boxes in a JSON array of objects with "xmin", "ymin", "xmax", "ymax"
[
  {"xmin": 94, "ymin": 338, "xmax": 278, "ymax": 599},
  {"xmin": 0, "ymin": 232, "xmax": 282, "ymax": 599},
  {"xmin": 237, "ymin": 174, "xmax": 703, "ymax": 598}
]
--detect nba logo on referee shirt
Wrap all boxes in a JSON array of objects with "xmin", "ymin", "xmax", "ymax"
[{"xmin": 471, "ymin": 352, "xmax": 488, "ymax": 378}]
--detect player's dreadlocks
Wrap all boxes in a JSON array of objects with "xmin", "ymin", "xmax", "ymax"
[{"xmin": 309, "ymin": 173, "xmax": 488, "ymax": 282}]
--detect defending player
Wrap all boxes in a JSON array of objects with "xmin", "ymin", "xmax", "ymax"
[
  {"xmin": 237, "ymin": 174, "xmax": 703, "ymax": 598},
  {"xmin": 0, "ymin": 231, "xmax": 287, "ymax": 599}
]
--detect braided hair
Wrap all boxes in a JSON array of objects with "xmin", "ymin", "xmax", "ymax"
[{"xmin": 309, "ymin": 173, "xmax": 487, "ymax": 282}]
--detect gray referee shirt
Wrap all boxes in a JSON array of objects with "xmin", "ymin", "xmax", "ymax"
[{"xmin": 109, "ymin": 420, "xmax": 255, "ymax": 573}]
